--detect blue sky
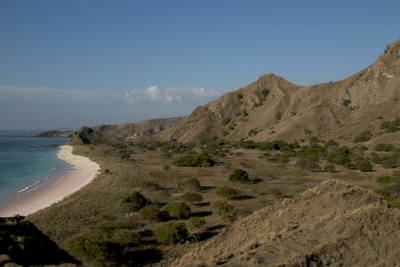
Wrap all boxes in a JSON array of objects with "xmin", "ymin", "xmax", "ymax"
[{"xmin": 1, "ymin": 0, "xmax": 400, "ymax": 130}]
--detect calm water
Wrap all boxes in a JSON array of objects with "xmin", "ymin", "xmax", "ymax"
[{"xmin": 0, "ymin": 131, "xmax": 70, "ymax": 205}]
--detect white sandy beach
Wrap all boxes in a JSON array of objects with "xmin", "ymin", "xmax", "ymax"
[{"xmin": 0, "ymin": 145, "xmax": 100, "ymax": 217}]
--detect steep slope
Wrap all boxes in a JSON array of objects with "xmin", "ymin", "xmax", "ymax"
[
  {"xmin": 157, "ymin": 38, "xmax": 400, "ymax": 143},
  {"xmin": 177, "ymin": 180, "xmax": 400, "ymax": 266}
]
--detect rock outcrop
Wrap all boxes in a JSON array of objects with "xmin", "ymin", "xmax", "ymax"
[{"xmin": 67, "ymin": 126, "xmax": 118, "ymax": 145}]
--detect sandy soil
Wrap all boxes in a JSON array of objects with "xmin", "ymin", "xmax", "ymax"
[{"xmin": 0, "ymin": 145, "xmax": 99, "ymax": 217}]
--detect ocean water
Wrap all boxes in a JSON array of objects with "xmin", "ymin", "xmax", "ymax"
[{"xmin": 0, "ymin": 131, "xmax": 70, "ymax": 206}]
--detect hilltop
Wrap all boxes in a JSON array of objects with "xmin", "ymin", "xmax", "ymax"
[{"xmin": 157, "ymin": 38, "xmax": 400, "ymax": 144}]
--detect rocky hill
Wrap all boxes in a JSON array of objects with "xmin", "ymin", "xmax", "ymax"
[
  {"xmin": 176, "ymin": 180, "xmax": 400, "ymax": 266},
  {"xmin": 157, "ymin": 38, "xmax": 400, "ymax": 143},
  {"xmin": 31, "ymin": 116, "xmax": 184, "ymax": 140}
]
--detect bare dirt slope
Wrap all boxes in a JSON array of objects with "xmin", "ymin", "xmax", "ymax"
[
  {"xmin": 177, "ymin": 180, "xmax": 400, "ymax": 266},
  {"xmin": 158, "ymin": 38, "xmax": 400, "ymax": 143}
]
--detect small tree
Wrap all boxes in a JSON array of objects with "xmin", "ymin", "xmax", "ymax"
[
  {"xmin": 237, "ymin": 93, "xmax": 243, "ymax": 99},
  {"xmin": 262, "ymin": 88, "xmax": 270, "ymax": 97},
  {"xmin": 215, "ymin": 186, "xmax": 238, "ymax": 199},
  {"xmin": 154, "ymin": 222, "xmax": 188, "ymax": 244},
  {"xmin": 121, "ymin": 192, "xmax": 150, "ymax": 211},
  {"xmin": 138, "ymin": 206, "xmax": 162, "ymax": 222},
  {"xmin": 229, "ymin": 169, "xmax": 250, "ymax": 183},
  {"xmin": 356, "ymin": 160, "xmax": 372, "ymax": 172},
  {"xmin": 164, "ymin": 202, "xmax": 191, "ymax": 220}
]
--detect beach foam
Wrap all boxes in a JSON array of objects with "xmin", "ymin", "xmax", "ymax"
[{"xmin": 0, "ymin": 145, "xmax": 100, "ymax": 217}]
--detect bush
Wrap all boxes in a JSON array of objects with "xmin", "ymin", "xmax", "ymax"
[
  {"xmin": 121, "ymin": 192, "xmax": 150, "ymax": 211},
  {"xmin": 229, "ymin": 169, "xmax": 250, "ymax": 183},
  {"xmin": 221, "ymin": 118, "xmax": 232, "ymax": 126},
  {"xmin": 172, "ymin": 153, "xmax": 215, "ymax": 167},
  {"xmin": 262, "ymin": 88, "xmax": 270, "ymax": 97},
  {"xmin": 104, "ymin": 169, "xmax": 110, "ymax": 174},
  {"xmin": 248, "ymin": 129, "xmax": 258, "ymax": 137},
  {"xmin": 374, "ymin": 143, "xmax": 394, "ymax": 151},
  {"xmin": 237, "ymin": 93, "xmax": 243, "ymax": 99},
  {"xmin": 295, "ymin": 159, "xmax": 321, "ymax": 172},
  {"xmin": 62, "ymin": 231, "xmax": 108, "ymax": 262},
  {"xmin": 215, "ymin": 186, "xmax": 238, "ymax": 199},
  {"xmin": 180, "ymin": 192, "xmax": 203, "ymax": 203},
  {"xmin": 353, "ymin": 130, "xmax": 372, "ymax": 143},
  {"xmin": 210, "ymin": 201, "xmax": 233, "ymax": 216},
  {"xmin": 343, "ymin": 99, "xmax": 351, "ymax": 107},
  {"xmin": 189, "ymin": 217, "xmax": 206, "ymax": 230},
  {"xmin": 163, "ymin": 202, "xmax": 191, "ymax": 220},
  {"xmin": 242, "ymin": 109, "xmax": 249, "ymax": 116},
  {"xmin": 356, "ymin": 160, "xmax": 372, "ymax": 172},
  {"xmin": 154, "ymin": 222, "xmax": 188, "ymax": 244},
  {"xmin": 138, "ymin": 206, "xmax": 162, "ymax": 222}
]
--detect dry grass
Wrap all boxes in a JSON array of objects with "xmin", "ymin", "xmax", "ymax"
[{"xmin": 26, "ymin": 140, "xmax": 400, "ymax": 266}]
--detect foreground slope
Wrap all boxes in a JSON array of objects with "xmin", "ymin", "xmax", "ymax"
[
  {"xmin": 177, "ymin": 180, "xmax": 400, "ymax": 266},
  {"xmin": 158, "ymin": 38, "xmax": 400, "ymax": 143}
]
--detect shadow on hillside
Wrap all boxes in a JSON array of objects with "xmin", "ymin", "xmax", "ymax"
[
  {"xmin": 190, "ymin": 211, "xmax": 212, "ymax": 217},
  {"xmin": 0, "ymin": 216, "xmax": 79, "ymax": 266},
  {"xmin": 110, "ymin": 248, "xmax": 163, "ymax": 266},
  {"xmin": 234, "ymin": 195, "xmax": 254, "ymax": 201},
  {"xmin": 201, "ymin": 186, "xmax": 216, "ymax": 191}
]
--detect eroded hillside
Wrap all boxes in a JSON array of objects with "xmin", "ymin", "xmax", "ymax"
[{"xmin": 157, "ymin": 38, "xmax": 400, "ymax": 143}]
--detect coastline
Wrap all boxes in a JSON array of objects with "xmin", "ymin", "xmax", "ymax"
[{"xmin": 0, "ymin": 145, "xmax": 100, "ymax": 217}]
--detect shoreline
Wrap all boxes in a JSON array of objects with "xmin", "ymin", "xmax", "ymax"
[{"xmin": 0, "ymin": 145, "xmax": 100, "ymax": 217}]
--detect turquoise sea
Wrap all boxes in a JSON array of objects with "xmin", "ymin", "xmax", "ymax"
[{"xmin": 0, "ymin": 131, "xmax": 70, "ymax": 210}]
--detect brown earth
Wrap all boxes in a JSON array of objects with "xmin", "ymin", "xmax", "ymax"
[
  {"xmin": 157, "ymin": 38, "xmax": 400, "ymax": 144},
  {"xmin": 176, "ymin": 180, "xmax": 400, "ymax": 266}
]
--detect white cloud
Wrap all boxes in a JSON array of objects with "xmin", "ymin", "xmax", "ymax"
[{"xmin": 113, "ymin": 86, "xmax": 220, "ymax": 104}]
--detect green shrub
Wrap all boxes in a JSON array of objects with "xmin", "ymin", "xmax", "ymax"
[
  {"xmin": 210, "ymin": 201, "xmax": 233, "ymax": 216},
  {"xmin": 229, "ymin": 169, "xmax": 250, "ymax": 183},
  {"xmin": 356, "ymin": 160, "xmax": 372, "ymax": 172},
  {"xmin": 276, "ymin": 112, "xmax": 282, "ymax": 120},
  {"xmin": 343, "ymin": 99, "xmax": 351, "ymax": 107},
  {"xmin": 154, "ymin": 222, "xmax": 188, "ymax": 244},
  {"xmin": 172, "ymin": 153, "xmax": 215, "ymax": 167},
  {"xmin": 62, "ymin": 231, "xmax": 108, "ymax": 262},
  {"xmin": 353, "ymin": 130, "xmax": 373, "ymax": 143},
  {"xmin": 180, "ymin": 192, "xmax": 203, "ymax": 203},
  {"xmin": 163, "ymin": 202, "xmax": 191, "ymax": 220},
  {"xmin": 262, "ymin": 88, "xmax": 270, "ymax": 97},
  {"xmin": 242, "ymin": 109, "xmax": 249, "ymax": 116},
  {"xmin": 295, "ymin": 159, "xmax": 321, "ymax": 172},
  {"xmin": 237, "ymin": 93, "xmax": 243, "ymax": 99},
  {"xmin": 374, "ymin": 143, "xmax": 394, "ymax": 151},
  {"xmin": 215, "ymin": 186, "xmax": 238, "ymax": 199},
  {"xmin": 376, "ymin": 176, "xmax": 392, "ymax": 183},
  {"xmin": 189, "ymin": 217, "xmax": 206, "ymax": 229},
  {"xmin": 138, "ymin": 206, "xmax": 162, "ymax": 222},
  {"xmin": 104, "ymin": 169, "xmax": 110, "ymax": 174},
  {"xmin": 221, "ymin": 118, "xmax": 232, "ymax": 126},
  {"xmin": 121, "ymin": 192, "xmax": 150, "ymax": 211},
  {"xmin": 309, "ymin": 136, "xmax": 320, "ymax": 144},
  {"xmin": 248, "ymin": 129, "xmax": 258, "ymax": 137}
]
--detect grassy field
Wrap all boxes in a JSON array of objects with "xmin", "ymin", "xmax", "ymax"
[{"xmin": 27, "ymin": 137, "xmax": 400, "ymax": 266}]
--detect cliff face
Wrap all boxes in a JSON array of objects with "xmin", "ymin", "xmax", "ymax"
[
  {"xmin": 156, "ymin": 38, "xmax": 400, "ymax": 143},
  {"xmin": 67, "ymin": 126, "xmax": 118, "ymax": 145}
]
